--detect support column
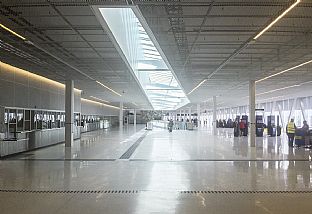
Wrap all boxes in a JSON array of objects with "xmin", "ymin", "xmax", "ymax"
[
  {"xmin": 65, "ymin": 79, "xmax": 74, "ymax": 147},
  {"xmin": 213, "ymin": 96, "xmax": 217, "ymax": 127},
  {"xmin": 249, "ymin": 80, "xmax": 256, "ymax": 147},
  {"xmin": 189, "ymin": 108, "xmax": 192, "ymax": 120},
  {"xmin": 179, "ymin": 110, "xmax": 182, "ymax": 121},
  {"xmin": 119, "ymin": 102, "xmax": 123, "ymax": 128},
  {"xmin": 133, "ymin": 109, "xmax": 137, "ymax": 126},
  {"xmin": 230, "ymin": 107, "xmax": 233, "ymax": 119},
  {"xmin": 197, "ymin": 104, "xmax": 200, "ymax": 124}
]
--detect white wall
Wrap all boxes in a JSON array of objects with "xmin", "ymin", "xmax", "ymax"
[
  {"xmin": 0, "ymin": 61, "xmax": 81, "ymax": 112},
  {"xmin": 81, "ymin": 99, "xmax": 119, "ymax": 116}
]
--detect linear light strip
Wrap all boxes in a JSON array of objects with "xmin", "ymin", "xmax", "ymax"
[
  {"xmin": 257, "ymin": 95, "xmax": 285, "ymax": 102},
  {"xmin": 257, "ymin": 85, "xmax": 299, "ymax": 96},
  {"xmin": 1, "ymin": 61, "xmax": 82, "ymax": 92},
  {"xmin": 187, "ymin": 79, "xmax": 207, "ymax": 95},
  {"xmin": 81, "ymin": 98, "xmax": 119, "ymax": 109},
  {"xmin": 96, "ymin": 81, "xmax": 122, "ymax": 97},
  {"xmin": 256, "ymin": 59, "xmax": 312, "ymax": 83},
  {"xmin": 243, "ymin": 80, "xmax": 312, "ymax": 99},
  {"xmin": 187, "ymin": 1, "xmax": 300, "ymax": 95},
  {"xmin": 90, "ymin": 96, "xmax": 110, "ymax": 103},
  {"xmin": 254, "ymin": 0, "xmax": 301, "ymax": 40},
  {"xmin": 0, "ymin": 23, "xmax": 26, "ymax": 40}
]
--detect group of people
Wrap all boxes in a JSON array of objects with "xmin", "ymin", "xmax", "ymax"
[
  {"xmin": 216, "ymin": 119, "xmax": 234, "ymax": 128},
  {"xmin": 286, "ymin": 119, "xmax": 309, "ymax": 147},
  {"xmin": 167, "ymin": 118, "xmax": 199, "ymax": 132}
]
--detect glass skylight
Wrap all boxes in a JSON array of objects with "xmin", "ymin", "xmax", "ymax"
[{"xmin": 98, "ymin": 7, "xmax": 189, "ymax": 110}]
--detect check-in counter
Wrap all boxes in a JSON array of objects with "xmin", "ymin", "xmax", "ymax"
[
  {"xmin": 0, "ymin": 138, "xmax": 29, "ymax": 157},
  {"xmin": 81, "ymin": 122, "xmax": 99, "ymax": 133},
  {"xmin": 80, "ymin": 120, "xmax": 110, "ymax": 133},
  {"xmin": 28, "ymin": 126, "xmax": 80, "ymax": 150},
  {"xmin": 0, "ymin": 126, "xmax": 81, "ymax": 157}
]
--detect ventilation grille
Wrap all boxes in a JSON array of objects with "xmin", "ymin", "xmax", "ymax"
[{"xmin": 1, "ymin": 189, "xmax": 312, "ymax": 194}]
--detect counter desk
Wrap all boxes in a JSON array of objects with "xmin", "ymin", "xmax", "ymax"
[{"xmin": 0, "ymin": 126, "xmax": 81, "ymax": 157}]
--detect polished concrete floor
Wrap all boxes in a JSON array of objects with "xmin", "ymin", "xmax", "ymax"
[{"xmin": 1, "ymin": 125, "xmax": 312, "ymax": 213}]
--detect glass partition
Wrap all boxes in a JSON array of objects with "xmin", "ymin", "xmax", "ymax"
[
  {"xmin": 31, "ymin": 110, "xmax": 35, "ymax": 130},
  {"xmin": 35, "ymin": 111, "xmax": 43, "ymax": 129},
  {"xmin": 2, "ymin": 107, "xmax": 82, "ymax": 138},
  {"xmin": 60, "ymin": 113, "xmax": 65, "ymax": 127},
  {"xmin": 8, "ymin": 109, "xmax": 17, "ymax": 138},
  {"xmin": 17, "ymin": 109, "xmax": 24, "ymax": 132},
  {"xmin": 24, "ymin": 110, "xmax": 31, "ymax": 131},
  {"xmin": 51, "ymin": 112, "xmax": 56, "ymax": 128}
]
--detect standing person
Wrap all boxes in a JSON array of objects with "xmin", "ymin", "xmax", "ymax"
[
  {"xmin": 286, "ymin": 119, "xmax": 296, "ymax": 147},
  {"xmin": 302, "ymin": 120, "xmax": 309, "ymax": 133},
  {"xmin": 301, "ymin": 120, "xmax": 309, "ymax": 145},
  {"xmin": 168, "ymin": 119, "xmax": 174, "ymax": 132},
  {"xmin": 239, "ymin": 119, "xmax": 245, "ymax": 136},
  {"xmin": 233, "ymin": 118, "xmax": 240, "ymax": 137}
]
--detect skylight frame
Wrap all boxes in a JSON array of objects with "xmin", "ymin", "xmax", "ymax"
[{"xmin": 92, "ymin": 5, "xmax": 189, "ymax": 110}]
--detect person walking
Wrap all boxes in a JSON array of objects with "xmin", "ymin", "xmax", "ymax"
[
  {"xmin": 286, "ymin": 119, "xmax": 296, "ymax": 147},
  {"xmin": 239, "ymin": 119, "xmax": 245, "ymax": 136}
]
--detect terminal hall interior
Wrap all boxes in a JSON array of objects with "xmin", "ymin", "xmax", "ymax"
[{"xmin": 0, "ymin": 0, "xmax": 312, "ymax": 213}]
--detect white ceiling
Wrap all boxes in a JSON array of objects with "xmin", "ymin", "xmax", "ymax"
[{"xmin": 0, "ymin": 0, "xmax": 311, "ymax": 111}]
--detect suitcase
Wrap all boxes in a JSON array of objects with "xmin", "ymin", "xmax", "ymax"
[
  {"xmin": 295, "ymin": 136, "xmax": 305, "ymax": 146},
  {"xmin": 295, "ymin": 129, "xmax": 306, "ymax": 146}
]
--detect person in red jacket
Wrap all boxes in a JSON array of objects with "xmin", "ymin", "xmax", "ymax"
[{"xmin": 239, "ymin": 119, "xmax": 245, "ymax": 136}]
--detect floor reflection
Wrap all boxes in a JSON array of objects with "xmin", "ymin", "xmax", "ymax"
[{"xmin": 1, "ymin": 126, "xmax": 312, "ymax": 213}]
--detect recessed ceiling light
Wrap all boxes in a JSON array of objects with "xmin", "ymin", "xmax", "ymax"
[
  {"xmin": 96, "ymin": 80, "xmax": 122, "ymax": 97},
  {"xmin": 253, "ymin": 0, "xmax": 301, "ymax": 40},
  {"xmin": 0, "ymin": 23, "xmax": 26, "ymax": 40},
  {"xmin": 81, "ymin": 98, "xmax": 119, "ymax": 109},
  {"xmin": 187, "ymin": 79, "xmax": 207, "ymax": 95},
  {"xmin": 90, "ymin": 96, "xmax": 110, "ymax": 103},
  {"xmin": 256, "ymin": 59, "xmax": 312, "ymax": 83}
]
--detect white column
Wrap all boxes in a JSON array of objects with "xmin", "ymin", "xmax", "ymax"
[
  {"xmin": 133, "ymin": 109, "xmax": 137, "ymax": 125},
  {"xmin": 189, "ymin": 108, "xmax": 192, "ymax": 120},
  {"xmin": 213, "ymin": 96, "xmax": 217, "ymax": 126},
  {"xmin": 119, "ymin": 102, "xmax": 123, "ymax": 128},
  {"xmin": 179, "ymin": 110, "xmax": 182, "ymax": 121},
  {"xmin": 230, "ymin": 107, "xmax": 233, "ymax": 119},
  {"xmin": 249, "ymin": 80, "xmax": 256, "ymax": 147},
  {"xmin": 197, "ymin": 104, "xmax": 200, "ymax": 122},
  {"xmin": 65, "ymin": 79, "xmax": 74, "ymax": 147}
]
